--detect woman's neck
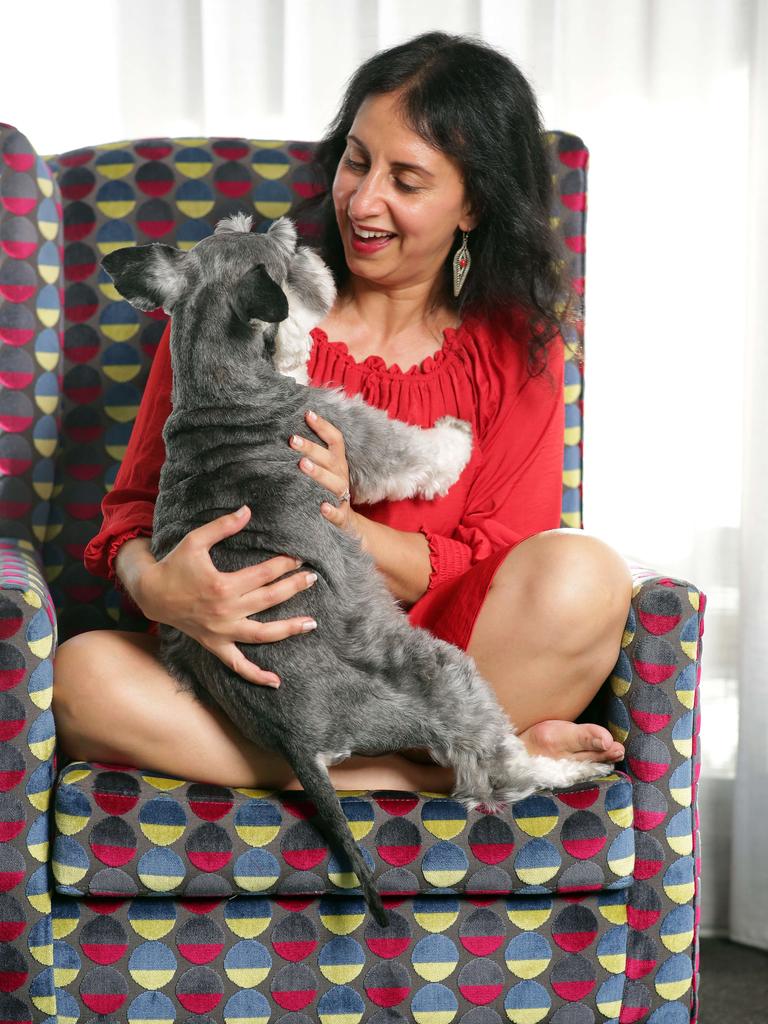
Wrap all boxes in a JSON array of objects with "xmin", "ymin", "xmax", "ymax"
[{"xmin": 320, "ymin": 276, "xmax": 459, "ymax": 354}]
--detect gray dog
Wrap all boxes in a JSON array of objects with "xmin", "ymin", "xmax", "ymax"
[{"xmin": 102, "ymin": 215, "xmax": 610, "ymax": 924}]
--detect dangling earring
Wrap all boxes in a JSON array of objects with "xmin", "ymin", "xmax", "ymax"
[{"xmin": 453, "ymin": 231, "xmax": 471, "ymax": 297}]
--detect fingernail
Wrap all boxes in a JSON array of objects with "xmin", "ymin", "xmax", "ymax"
[
  {"xmin": 266, "ymin": 679, "xmax": 281, "ymax": 688},
  {"xmin": 302, "ymin": 619, "xmax": 317, "ymax": 631},
  {"xmin": 307, "ymin": 409, "xmax": 317, "ymax": 421},
  {"xmin": 305, "ymin": 573, "xmax": 317, "ymax": 586},
  {"xmin": 237, "ymin": 505, "xmax": 249, "ymax": 515},
  {"xmin": 320, "ymin": 502, "xmax": 332, "ymax": 514},
  {"xmin": 302, "ymin": 458, "xmax": 315, "ymax": 472},
  {"xmin": 294, "ymin": 558, "xmax": 304, "ymax": 568},
  {"xmin": 593, "ymin": 739, "xmax": 605, "ymax": 751},
  {"xmin": 290, "ymin": 435, "xmax": 303, "ymax": 448}
]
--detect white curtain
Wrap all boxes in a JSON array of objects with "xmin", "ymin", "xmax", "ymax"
[
  {"xmin": 1, "ymin": 0, "xmax": 765, "ymax": 945},
  {"xmin": 730, "ymin": 0, "xmax": 768, "ymax": 951}
]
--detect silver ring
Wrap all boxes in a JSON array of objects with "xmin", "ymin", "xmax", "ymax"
[{"xmin": 339, "ymin": 488, "xmax": 351, "ymax": 503}]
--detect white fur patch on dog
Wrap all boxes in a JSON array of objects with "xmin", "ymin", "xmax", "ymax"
[
  {"xmin": 273, "ymin": 287, "xmax": 315, "ymax": 385},
  {"xmin": 214, "ymin": 212, "xmax": 254, "ymax": 235},
  {"xmin": 274, "ymin": 247, "xmax": 337, "ymax": 385},
  {"xmin": 317, "ymin": 750, "xmax": 352, "ymax": 768},
  {"xmin": 293, "ymin": 247, "xmax": 336, "ymax": 312}
]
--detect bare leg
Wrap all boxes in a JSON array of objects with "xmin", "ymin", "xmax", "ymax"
[
  {"xmin": 403, "ymin": 530, "xmax": 631, "ymax": 767},
  {"xmin": 53, "ymin": 630, "xmax": 455, "ymax": 792}
]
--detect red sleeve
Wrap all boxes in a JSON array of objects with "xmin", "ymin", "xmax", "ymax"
[
  {"xmin": 83, "ymin": 321, "xmax": 173, "ymax": 581},
  {"xmin": 420, "ymin": 335, "xmax": 565, "ymax": 590}
]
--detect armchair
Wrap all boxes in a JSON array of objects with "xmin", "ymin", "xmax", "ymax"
[{"xmin": 0, "ymin": 122, "xmax": 704, "ymax": 1023}]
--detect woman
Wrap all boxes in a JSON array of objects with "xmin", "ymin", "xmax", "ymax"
[{"xmin": 54, "ymin": 32, "xmax": 631, "ymax": 791}]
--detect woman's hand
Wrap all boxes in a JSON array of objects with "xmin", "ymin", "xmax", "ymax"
[
  {"xmin": 290, "ymin": 408, "xmax": 360, "ymax": 534},
  {"xmin": 132, "ymin": 507, "xmax": 318, "ymax": 688}
]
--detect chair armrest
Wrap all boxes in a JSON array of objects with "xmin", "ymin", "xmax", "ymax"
[
  {"xmin": 0, "ymin": 538, "xmax": 57, "ymax": 1016},
  {"xmin": 601, "ymin": 563, "xmax": 706, "ymax": 1019},
  {"xmin": 0, "ymin": 123, "xmax": 63, "ymax": 545},
  {"xmin": 606, "ymin": 565, "xmax": 705, "ymax": 798}
]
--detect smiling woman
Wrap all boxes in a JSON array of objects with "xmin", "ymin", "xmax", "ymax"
[
  {"xmin": 316, "ymin": 89, "xmax": 475, "ymax": 366},
  {"xmin": 308, "ymin": 32, "xmax": 570, "ymax": 374},
  {"xmin": 333, "ymin": 94, "xmax": 475, "ymax": 288}
]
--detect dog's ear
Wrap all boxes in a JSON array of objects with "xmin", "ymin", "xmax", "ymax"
[
  {"xmin": 266, "ymin": 216, "xmax": 297, "ymax": 256},
  {"xmin": 102, "ymin": 244, "xmax": 187, "ymax": 313},
  {"xmin": 233, "ymin": 264, "xmax": 289, "ymax": 325},
  {"xmin": 214, "ymin": 212, "xmax": 253, "ymax": 235}
]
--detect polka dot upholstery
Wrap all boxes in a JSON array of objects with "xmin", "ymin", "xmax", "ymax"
[
  {"xmin": 51, "ymin": 768, "xmax": 636, "ymax": 900},
  {"xmin": 0, "ymin": 123, "xmax": 705, "ymax": 1022}
]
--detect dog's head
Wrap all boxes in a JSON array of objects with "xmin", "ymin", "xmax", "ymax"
[{"xmin": 101, "ymin": 216, "xmax": 335, "ymax": 375}]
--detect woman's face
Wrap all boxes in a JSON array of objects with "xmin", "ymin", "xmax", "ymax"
[{"xmin": 332, "ymin": 90, "xmax": 474, "ymax": 295}]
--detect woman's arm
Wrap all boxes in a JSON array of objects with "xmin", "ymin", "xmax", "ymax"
[
  {"xmin": 84, "ymin": 324, "xmax": 173, "ymax": 581},
  {"xmin": 350, "ymin": 514, "xmax": 432, "ymax": 605},
  {"xmin": 114, "ymin": 536, "xmax": 157, "ymax": 608}
]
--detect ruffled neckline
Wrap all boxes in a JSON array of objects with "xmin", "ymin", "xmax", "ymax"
[{"xmin": 309, "ymin": 321, "xmax": 473, "ymax": 379}]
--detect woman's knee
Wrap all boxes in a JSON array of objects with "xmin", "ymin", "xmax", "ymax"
[
  {"xmin": 55, "ymin": 631, "xmax": 114, "ymax": 710},
  {"xmin": 493, "ymin": 529, "xmax": 633, "ymax": 654},
  {"xmin": 53, "ymin": 630, "xmax": 151, "ymax": 739}
]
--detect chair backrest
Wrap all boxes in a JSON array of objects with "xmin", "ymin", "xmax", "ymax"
[{"xmin": 0, "ymin": 128, "xmax": 587, "ymax": 640}]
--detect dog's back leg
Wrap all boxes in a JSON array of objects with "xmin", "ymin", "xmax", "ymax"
[{"xmin": 372, "ymin": 625, "xmax": 612, "ymax": 810}]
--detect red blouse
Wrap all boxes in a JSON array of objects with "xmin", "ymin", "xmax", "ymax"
[{"xmin": 84, "ymin": 314, "xmax": 565, "ymax": 641}]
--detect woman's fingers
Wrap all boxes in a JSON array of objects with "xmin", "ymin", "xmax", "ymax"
[
  {"xmin": 236, "ymin": 568, "xmax": 318, "ymax": 616},
  {"xmin": 305, "ymin": 408, "xmax": 344, "ymax": 449},
  {"xmin": 235, "ymin": 615, "xmax": 318, "ymax": 645},
  {"xmin": 231, "ymin": 554, "xmax": 303, "ymax": 597},
  {"xmin": 216, "ymin": 643, "xmax": 282, "ymax": 688},
  {"xmin": 297, "ymin": 456, "xmax": 347, "ymax": 499},
  {"xmin": 289, "ymin": 433, "xmax": 330, "ymax": 467},
  {"xmin": 188, "ymin": 505, "xmax": 252, "ymax": 553}
]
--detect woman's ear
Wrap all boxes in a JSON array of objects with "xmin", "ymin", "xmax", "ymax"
[
  {"xmin": 458, "ymin": 211, "xmax": 478, "ymax": 234},
  {"xmin": 459, "ymin": 195, "xmax": 478, "ymax": 234}
]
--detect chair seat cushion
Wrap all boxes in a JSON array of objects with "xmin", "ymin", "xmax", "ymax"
[{"xmin": 52, "ymin": 762, "xmax": 636, "ymax": 900}]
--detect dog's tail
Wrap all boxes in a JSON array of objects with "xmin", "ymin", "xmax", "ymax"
[{"xmin": 284, "ymin": 752, "xmax": 387, "ymax": 926}]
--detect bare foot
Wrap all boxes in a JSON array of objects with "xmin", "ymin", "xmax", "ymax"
[{"xmin": 519, "ymin": 721, "xmax": 625, "ymax": 763}]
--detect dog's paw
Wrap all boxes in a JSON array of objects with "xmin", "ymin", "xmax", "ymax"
[
  {"xmin": 532, "ymin": 756, "xmax": 615, "ymax": 792},
  {"xmin": 570, "ymin": 760, "xmax": 615, "ymax": 782},
  {"xmin": 492, "ymin": 785, "xmax": 538, "ymax": 806},
  {"xmin": 453, "ymin": 786, "xmax": 495, "ymax": 815},
  {"xmin": 416, "ymin": 417, "xmax": 473, "ymax": 498},
  {"xmin": 478, "ymin": 797, "xmax": 508, "ymax": 815}
]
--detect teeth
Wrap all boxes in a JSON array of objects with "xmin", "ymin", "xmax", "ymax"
[{"xmin": 355, "ymin": 228, "xmax": 392, "ymax": 239}]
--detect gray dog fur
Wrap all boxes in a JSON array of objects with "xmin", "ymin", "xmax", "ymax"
[{"xmin": 101, "ymin": 216, "xmax": 610, "ymax": 924}]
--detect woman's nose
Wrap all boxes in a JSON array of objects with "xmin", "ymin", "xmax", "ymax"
[{"xmin": 348, "ymin": 171, "xmax": 386, "ymax": 220}]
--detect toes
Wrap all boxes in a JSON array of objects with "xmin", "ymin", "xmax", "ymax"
[
  {"xmin": 578, "ymin": 724, "xmax": 613, "ymax": 752},
  {"xmin": 578, "ymin": 725, "xmax": 624, "ymax": 762},
  {"xmin": 521, "ymin": 721, "xmax": 625, "ymax": 763},
  {"xmin": 566, "ymin": 749, "xmax": 612, "ymax": 763}
]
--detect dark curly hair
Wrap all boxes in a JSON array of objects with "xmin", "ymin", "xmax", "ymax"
[{"xmin": 304, "ymin": 31, "xmax": 578, "ymax": 377}]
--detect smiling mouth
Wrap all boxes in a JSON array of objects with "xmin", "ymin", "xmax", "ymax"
[
  {"xmin": 353, "ymin": 227, "xmax": 396, "ymax": 240},
  {"xmin": 348, "ymin": 224, "xmax": 397, "ymax": 252}
]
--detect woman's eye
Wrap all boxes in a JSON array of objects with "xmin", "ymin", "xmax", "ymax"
[
  {"xmin": 344, "ymin": 157, "xmax": 367, "ymax": 172},
  {"xmin": 395, "ymin": 179, "xmax": 420, "ymax": 194}
]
